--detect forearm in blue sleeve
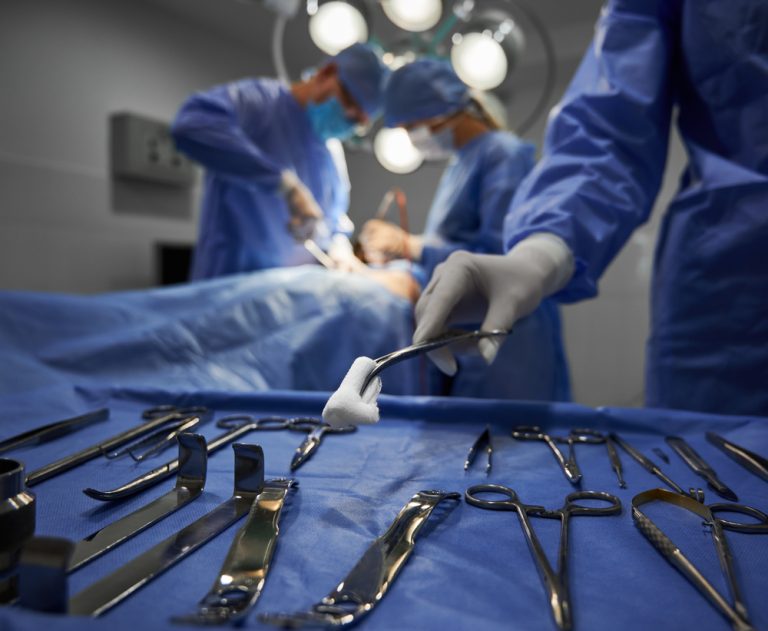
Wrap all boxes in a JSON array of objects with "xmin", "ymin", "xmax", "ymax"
[
  {"xmin": 504, "ymin": 0, "xmax": 678, "ymax": 302},
  {"xmin": 171, "ymin": 83, "xmax": 283, "ymax": 190}
]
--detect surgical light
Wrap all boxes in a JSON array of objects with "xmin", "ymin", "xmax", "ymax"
[
  {"xmin": 308, "ymin": 1, "xmax": 369, "ymax": 55},
  {"xmin": 373, "ymin": 127, "xmax": 423, "ymax": 174},
  {"xmin": 380, "ymin": 0, "xmax": 442, "ymax": 32},
  {"xmin": 450, "ymin": 31, "xmax": 507, "ymax": 90}
]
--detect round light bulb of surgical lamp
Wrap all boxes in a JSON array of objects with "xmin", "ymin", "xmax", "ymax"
[
  {"xmin": 381, "ymin": 0, "xmax": 442, "ymax": 32},
  {"xmin": 451, "ymin": 31, "xmax": 508, "ymax": 90},
  {"xmin": 374, "ymin": 127, "xmax": 424, "ymax": 174},
  {"xmin": 309, "ymin": 2, "xmax": 369, "ymax": 55}
]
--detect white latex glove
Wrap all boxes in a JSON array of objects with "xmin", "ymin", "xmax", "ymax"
[
  {"xmin": 327, "ymin": 234, "xmax": 364, "ymax": 272},
  {"xmin": 413, "ymin": 233, "xmax": 574, "ymax": 375},
  {"xmin": 281, "ymin": 170, "xmax": 323, "ymax": 241}
]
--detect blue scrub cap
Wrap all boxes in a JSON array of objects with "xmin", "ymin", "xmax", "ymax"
[
  {"xmin": 383, "ymin": 58, "xmax": 471, "ymax": 127},
  {"xmin": 332, "ymin": 43, "xmax": 390, "ymax": 119}
]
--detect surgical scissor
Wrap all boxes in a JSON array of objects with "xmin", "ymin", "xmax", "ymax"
[
  {"xmin": 465, "ymin": 484, "xmax": 622, "ymax": 630},
  {"xmin": 511, "ymin": 426, "xmax": 596, "ymax": 485},
  {"xmin": 215, "ymin": 415, "xmax": 357, "ymax": 472},
  {"xmin": 632, "ymin": 488, "xmax": 768, "ymax": 631}
]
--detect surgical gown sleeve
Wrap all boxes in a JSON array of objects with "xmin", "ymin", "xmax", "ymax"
[
  {"xmin": 504, "ymin": 0, "xmax": 679, "ymax": 302},
  {"xmin": 419, "ymin": 139, "xmax": 534, "ymax": 279},
  {"xmin": 171, "ymin": 80, "xmax": 284, "ymax": 191}
]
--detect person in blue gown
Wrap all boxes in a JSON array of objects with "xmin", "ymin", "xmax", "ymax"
[
  {"xmin": 413, "ymin": 0, "xmax": 768, "ymax": 415},
  {"xmin": 360, "ymin": 59, "xmax": 570, "ymax": 400},
  {"xmin": 172, "ymin": 43, "xmax": 389, "ymax": 280}
]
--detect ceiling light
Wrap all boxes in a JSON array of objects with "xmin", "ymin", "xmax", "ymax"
[
  {"xmin": 373, "ymin": 127, "xmax": 423, "ymax": 174},
  {"xmin": 308, "ymin": 1, "xmax": 369, "ymax": 55},
  {"xmin": 450, "ymin": 31, "xmax": 507, "ymax": 90},
  {"xmin": 380, "ymin": 0, "xmax": 442, "ymax": 32}
]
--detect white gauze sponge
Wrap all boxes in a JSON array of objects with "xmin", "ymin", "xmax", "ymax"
[{"xmin": 322, "ymin": 356, "xmax": 382, "ymax": 427}]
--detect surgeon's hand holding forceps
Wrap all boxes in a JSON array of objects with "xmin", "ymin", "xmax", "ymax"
[
  {"xmin": 465, "ymin": 484, "xmax": 622, "ymax": 630},
  {"xmin": 632, "ymin": 488, "xmax": 768, "ymax": 631}
]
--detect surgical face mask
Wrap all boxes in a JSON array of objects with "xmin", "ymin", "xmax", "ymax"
[
  {"xmin": 306, "ymin": 96, "xmax": 358, "ymax": 142},
  {"xmin": 407, "ymin": 125, "xmax": 454, "ymax": 161}
]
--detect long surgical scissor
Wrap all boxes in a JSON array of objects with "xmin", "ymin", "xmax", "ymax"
[
  {"xmin": 632, "ymin": 488, "xmax": 768, "ymax": 631},
  {"xmin": 465, "ymin": 484, "xmax": 622, "ymax": 630}
]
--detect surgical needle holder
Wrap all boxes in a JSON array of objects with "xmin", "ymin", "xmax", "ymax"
[
  {"xmin": 360, "ymin": 329, "xmax": 508, "ymax": 395},
  {"xmin": 465, "ymin": 426, "xmax": 493, "ymax": 474}
]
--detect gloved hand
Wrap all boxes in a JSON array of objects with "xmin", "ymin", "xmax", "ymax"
[
  {"xmin": 413, "ymin": 233, "xmax": 574, "ymax": 375},
  {"xmin": 327, "ymin": 234, "xmax": 364, "ymax": 272},
  {"xmin": 281, "ymin": 171, "xmax": 323, "ymax": 241},
  {"xmin": 359, "ymin": 219, "xmax": 423, "ymax": 264}
]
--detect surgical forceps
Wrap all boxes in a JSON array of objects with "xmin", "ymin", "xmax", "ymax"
[
  {"xmin": 465, "ymin": 484, "xmax": 622, "ymax": 630},
  {"xmin": 565, "ymin": 428, "xmax": 627, "ymax": 489},
  {"xmin": 510, "ymin": 426, "xmax": 591, "ymax": 485},
  {"xmin": 632, "ymin": 488, "xmax": 768, "ymax": 631},
  {"xmin": 288, "ymin": 417, "xmax": 357, "ymax": 471},
  {"xmin": 465, "ymin": 426, "xmax": 493, "ymax": 474},
  {"xmin": 360, "ymin": 329, "xmax": 508, "ymax": 395}
]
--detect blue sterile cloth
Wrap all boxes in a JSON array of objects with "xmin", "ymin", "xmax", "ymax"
[
  {"xmin": 0, "ymin": 267, "xmax": 418, "ymax": 396},
  {"xmin": 1, "ymin": 386, "xmax": 766, "ymax": 630}
]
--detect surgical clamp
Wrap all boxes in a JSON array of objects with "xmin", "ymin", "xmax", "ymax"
[
  {"xmin": 632, "ymin": 488, "xmax": 768, "ymax": 631},
  {"xmin": 565, "ymin": 428, "xmax": 627, "ymax": 489},
  {"xmin": 0, "ymin": 408, "xmax": 109, "ymax": 455},
  {"xmin": 666, "ymin": 435, "xmax": 738, "ymax": 501},
  {"xmin": 465, "ymin": 484, "xmax": 622, "ymax": 630},
  {"xmin": 289, "ymin": 417, "xmax": 357, "ymax": 471},
  {"xmin": 360, "ymin": 329, "xmax": 508, "ymax": 395},
  {"xmin": 609, "ymin": 433, "xmax": 704, "ymax": 501},
  {"xmin": 260, "ymin": 489, "xmax": 460, "ymax": 629},
  {"xmin": 465, "ymin": 425, "xmax": 493, "ymax": 474},
  {"xmin": 511, "ymin": 426, "xmax": 582, "ymax": 485}
]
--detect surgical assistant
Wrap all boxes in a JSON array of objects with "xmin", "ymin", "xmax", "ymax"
[
  {"xmin": 364, "ymin": 60, "xmax": 569, "ymax": 400},
  {"xmin": 172, "ymin": 44, "xmax": 389, "ymax": 280},
  {"xmin": 415, "ymin": 0, "xmax": 768, "ymax": 415}
]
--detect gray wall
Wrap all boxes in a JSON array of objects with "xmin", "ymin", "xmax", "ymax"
[{"xmin": 0, "ymin": 0, "xmax": 686, "ymax": 408}]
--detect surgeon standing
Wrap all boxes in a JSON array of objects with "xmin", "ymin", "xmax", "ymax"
[
  {"xmin": 172, "ymin": 44, "xmax": 389, "ymax": 280},
  {"xmin": 360, "ymin": 59, "xmax": 570, "ymax": 400},
  {"xmin": 414, "ymin": 0, "xmax": 768, "ymax": 415}
]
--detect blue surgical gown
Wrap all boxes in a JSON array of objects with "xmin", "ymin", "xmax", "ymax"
[
  {"xmin": 417, "ymin": 131, "xmax": 570, "ymax": 401},
  {"xmin": 172, "ymin": 78, "xmax": 350, "ymax": 280},
  {"xmin": 505, "ymin": 0, "xmax": 768, "ymax": 415}
]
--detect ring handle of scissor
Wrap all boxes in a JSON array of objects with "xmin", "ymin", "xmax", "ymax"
[
  {"xmin": 709, "ymin": 503, "xmax": 768, "ymax": 533},
  {"xmin": 464, "ymin": 484, "xmax": 545, "ymax": 513},
  {"xmin": 215, "ymin": 415, "xmax": 290, "ymax": 430},
  {"xmin": 287, "ymin": 417, "xmax": 357, "ymax": 434},
  {"xmin": 561, "ymin": 490, "xmax": 622, "ymax": 516}
]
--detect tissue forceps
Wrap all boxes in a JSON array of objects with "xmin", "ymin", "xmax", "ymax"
[
  {"xmin": 632, "ymin": 488, "xmax": 768, "ymax": 631},
  {"xmin": 465, "ymin": 426, "xmax": 493, "ymax": 474},
  {"xmin": 360, "ymin": 329, "xmax": 508, "ymax": 395},
  {"xmin": 466, "ymin": 484, "xmax": 621, "ymax": 630}
]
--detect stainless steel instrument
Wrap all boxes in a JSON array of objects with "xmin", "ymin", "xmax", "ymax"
[
  {"xmin": 0, "ymin": 458, "xmax": 35, "ymax": 603},
  {"xmin": 18, "ymin": 443, "xmax": 270, "ymax": 617},
  {"xmin": 289, "ymin": 418, "xmax": 356, "ymax": 472},
  {"xmin": 511, "ymin": 426, "xmax": 582, "ymax": 485},
  {"xmin": 172, "ymin": 477, "xmax": 297, "ymax": 625},
  {"xmin": 706, "ymin": 432, "xmax": 768, "ymax": 483},
  {"xmin": 0, "ymin": 408, "xmax": 109, "ymax": 455},
  {"xmin": 466, "ymin": 484, "xmax": 622, "ymax": 630},
  {"xmin": 68, "ymin": 433, "xmax": 207, "ymax": 572},
  {"xmin": 465, "ymin": 425, "xmax": 493, "ymax": 474},
  {"xmin": 260, "ymin": 489, "xmax": 461, "ymax": 629},
  {"xmin": 632, "ymin": 488, "xmax": 768, "ymax": 631},
  {"xmin": 609, "ymin": 433, "xmax": 703, "ymax": 500},
  {"xmin": 666, "ymin": 436, "xmax": 738, "ymax": 501},
  {"xmin": 26, "ymin": 406, "xmax": 208, "ymax": 487},
  {"xmin": 360, "ymin": 329, "xmax": 508, "ymax": 395}
]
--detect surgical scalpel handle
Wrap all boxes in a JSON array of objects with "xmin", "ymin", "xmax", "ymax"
[
  {"xmin": 706, "ymin": 432, "xmax": 768, "ymax": 484},
  {"xmin": 0, "ymin": 408, "xmax": 109, "ymax": 455},
  {"xmin": 360, "ymin": 329, "xmax": 508, "ymax": 395},
  {"xmin": 172, "ymin": 478, "xmax": 297, "ymax": 626},
  {"xmin": 260, "ymin": 490, "xmax": 461, "ymax": 629},
  {"xmin": 632, "ymin": 489, "xmax": 754, "ymax": 631},
  {"xmin": 666, "ymin": 436, "xmax": 738, "ymax": 501},
  {"xmin": 26, "ymin": 409, "xmax": 204, "ymax": 487},
  {"xmin": 83, "ymin": 419, "xmax": 258, "ymax": 502},
  {"xmin": 609, "ymin": 433, "xmax": 689, "ymax": 496}
]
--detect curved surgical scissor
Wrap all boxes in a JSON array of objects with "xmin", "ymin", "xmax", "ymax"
[{"xmin": 465, "ymin": 484, "xmax": 622, "ymax": 630}]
